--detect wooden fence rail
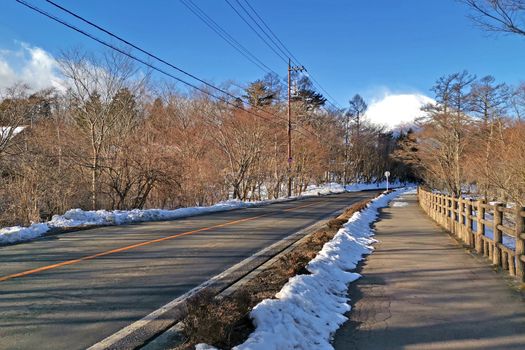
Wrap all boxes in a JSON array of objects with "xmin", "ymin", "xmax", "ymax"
[{"xmin": 418, "ymin": 187, "xmax": 525, "ymax": 282}]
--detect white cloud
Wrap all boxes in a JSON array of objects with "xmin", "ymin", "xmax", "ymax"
[
  {"xmin": 0, "ymin": 42, "xmax": 62, "ymax": 91},
  {"xmin": 365, "ymin": 93, "xmax": 434, "ymax": 130},
  {"xmin": 0, "ymin": 58, "xmax": 17, "ymax": 88}
]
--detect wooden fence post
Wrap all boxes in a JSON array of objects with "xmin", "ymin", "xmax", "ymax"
[
  {"xmin": 493, "ymin": 203, "xmax": 504, "ymax": 267},
  {"xmin": 443, "ymin": 194, "xmax": 447, "ymax": 227},
  {"xmin": 466, "ymin": 200, "xmax": 473, "ymax": 247},
  {"xmin": 515, "ymin": 207, "xmax": 525, "ymax": 282},
  {"xmin": 445, "ymin": 197, "xmax": 449, "ymax": 231},
  {"xmin": 476, "ymin": 200, "xmax": 485, "ymax": 254},
  {"xmin": 459, "ymin": 197, "xmax": 465, "ymax": 242},
  {"xmin": 430, "ymin": 193, "xmax": 434, "ymax": 219},
  {"xmin": 439, "ymin": 194, "xmax": 443, "ymax": 225},
  {"xmin": 433, "ymin": 193, "xmax": 436, "ymax": 220},
  {"xmin": 451, "ymin": 197, "xmax": 458, "ymax": 237}
]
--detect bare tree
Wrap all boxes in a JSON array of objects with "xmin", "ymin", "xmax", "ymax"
[
  {"xmin": 0, "ymin": 84, "xmax": 32, "ymax": 158},
  {"xmin": 462, "ymin": 0, "xmax": 525, "ymax": 36},
  {"xmin": 345, "ymin": 94, "xmax": 368, "ymax": 182},
  {"xmin": 469, "ymin": 76, "xmax": 510, "ymax": 198},
  {"xmin": 418, "ymin": 71, "xmax": 476, "ymax": 196},
  {"xmin": 58, "ymin": 49, "xmax": 148, "ymax": 209},
  {"xmin": 510, "ymin": 83, "xmax": 525, "ymax": 119}
]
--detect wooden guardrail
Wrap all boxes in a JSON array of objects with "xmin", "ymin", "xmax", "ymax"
[{"xmin": 418, "ymin": 187, "xmax": 525, "ymax": 282}]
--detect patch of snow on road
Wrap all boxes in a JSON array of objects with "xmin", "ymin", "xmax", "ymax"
[
  {"xmin": 229, "ymin": 188, "xmax": 411, "ymax": 350},
  {"xmin": 392, "ymin": 201, "xmax": 409, "ymax": 207}
]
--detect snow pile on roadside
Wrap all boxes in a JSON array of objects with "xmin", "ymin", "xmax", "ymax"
[
  {"xmin": 0, "ymin": 223, "xmax": 50, "ymax": 245},
  {"xmin": 0, "ymin": 182, "xmax": 405, "ymax": 245},
  {"xmin": 48, "ymin": 200, "xmax": 276, "ymax": 228},
  {"xmin": 230, "ymin": 188, "xmax": 411, "ymax": 350},
  {"xmin": 346, "ymin": 180, "xmax": 406, "ymax": 192},
  {"xmin": 302, "ymin": 180, "xmax": 407, "ymax": 197},
  {"xmin": 0, "ymin": 199, "xmax": 277, "ymax": 245}
]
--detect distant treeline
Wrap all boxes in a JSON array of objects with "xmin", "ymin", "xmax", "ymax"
[{"xmin": 0, "ymin": 49, "xmax": 412, "ymax": 227}]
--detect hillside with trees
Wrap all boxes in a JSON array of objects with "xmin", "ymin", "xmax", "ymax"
[{"xmin": 0, "ymin": 50, "xmax": 411, "ymax": 227}]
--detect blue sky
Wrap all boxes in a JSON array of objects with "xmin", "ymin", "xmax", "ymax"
[{"xmin": 1, "ymin": 0, "xmax": 525, "ymax": 108}]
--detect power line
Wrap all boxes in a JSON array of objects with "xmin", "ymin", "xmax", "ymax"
[
  {"xmin": 239, "ymin": 0, "xmax": 302, "ymax": 66},
  {"xmin": 16, "ymin": 0, "xmax": 281, "ymax": 126},
  {"xmin": 236, "ymin": 0, "xmax": 343, "ymax": 110},
  {"xmin": 42, "ymin": 0, "xmax": 315, "ymax": 127},
  {"xmin": 179, "ymin": 0, "xmax": 277, "ymax": 75},
  {"xmin": 44, "ymin": 0, "xmax": 242, "ymax": 104},
  {"xmin": 227, "ymin": 0, "xmax": 343, "ymax": 111},
  {"xmin": 18, "ymin": 0, "xmax": 318, "ymax": 139},
  {"xmin": 233, "ymin": 0, "xmax": 292, "ymax": 64},
  {"xmin": 305, "ymin": 72, "xmax": 344, "ymax": 111},
  {"xmin": 223, "ymin": 0, "xmax": 289, "ymax": 64}
]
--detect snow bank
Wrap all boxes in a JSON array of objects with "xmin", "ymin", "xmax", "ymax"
[
  {"xmin": 0, "ymin": 182, "xmax": 405, "ymax": 246},
  {"xmin": 0, "ymin": 199, "xmax": 277, "ymax": 245},
  {"xmin": 301, "ymin": 180, "xmax": 408, "ymax": 197},
  {"xmin": 228, "ymin": 188, "xmax": 411, "ymax": 350},
  {"xmin": 0, "ymin": 223, "xmax": 49, "ymax": 245}
]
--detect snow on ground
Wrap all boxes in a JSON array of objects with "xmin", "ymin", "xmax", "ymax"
[
  {"xmin": 471, "ymin": 214, "xmax": 515, "ymax": 250},
  {"xmin": 0, "ymin": 199, "xmax": 280, "ymax": 245},
  {"xmin": 427, "ymin": 191, "xmax": 517, "ymax": 249},
  {"xmin": 392, "ymin": 201, "xmax": 409, "ymax": 207},
  {"xmin": 0, "ymin": 181, "xmax": 406, "ymax": 246},
  {"xmin": 439, "ymin": 208, "xmax": 516, "ymax": 250},
  {"xmin": 204, "ymin": 187, "xmax": 411, "ymax": 350},
  {"xmin": 0, "ymin": 126, "xmax": 25, "ymax": 141}
]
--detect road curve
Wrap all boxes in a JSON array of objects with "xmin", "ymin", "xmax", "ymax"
[{"xmin": 0, "ymin": 190, "xmax": 380, "ymax": 350}]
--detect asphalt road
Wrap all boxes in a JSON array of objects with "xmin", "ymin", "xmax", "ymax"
[{"xmin": 0, "ymin": 190, "xmax": 380, "ymax": 350}]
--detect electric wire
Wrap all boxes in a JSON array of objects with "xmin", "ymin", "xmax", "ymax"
[
  {"xmin": 18, "ymin": 0, "xmax": 317, "ymax": 138},
  {"xmin": 233, "ymin": 0, "xmax": 291, "ymax": 63},
  {"xmin": 16, "ymin": 0, "xmax": 280, "ymax": 126},
  {"xmin": 223, "ymin": 0, "xmax": 289, "ymax": 64},
  {"xmin": 226, "ymin": 0, "xmax": 343, "ymax": 111},
  {"xmin": 236, "ymin": 0, "xmax": 343, "ymax": 110},
  {"xmin": 44, "ymin": 0, "xmax": 242, "ymax": 104},
  {"xmin": 179, "ymin": 0, "xmax": 278, "ymax": 75},
  {"xmin": 239, "ymin": 0, "xmax": 302, "ymax": 65},
  {"xmin": 42, "ymin": 0, "xmax": 312, "ymax": 128}
]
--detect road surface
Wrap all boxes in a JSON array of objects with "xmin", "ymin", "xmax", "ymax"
[{"xmin": 0, "ymin": 190, "xmax": 379, "ymax": 350}]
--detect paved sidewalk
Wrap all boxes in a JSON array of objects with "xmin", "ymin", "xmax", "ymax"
[{"xmin": 333, "ymin": 193, "xmax": 525, "ymax": 350}]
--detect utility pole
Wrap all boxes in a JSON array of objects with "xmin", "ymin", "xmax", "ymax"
[
  {"xmin": 287, "ymin": 58, "xmax": 305, "ymax": 197},
  {"xmin": 343, "ymin": 110, "xmax": 350, "ymax": 187}
]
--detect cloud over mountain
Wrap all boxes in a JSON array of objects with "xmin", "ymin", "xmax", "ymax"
[{"xmin": 365, "ymin": 93, "xmax": 434, "ymax": 130}]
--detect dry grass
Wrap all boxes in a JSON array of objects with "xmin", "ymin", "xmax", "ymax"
[
  {"xmin": 178, "ymin": 290, "xmax": 254, "ymax": 349},
  {"xmin": 177, "ymin": 198, "xmax": 373, "ymax": 349}
]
